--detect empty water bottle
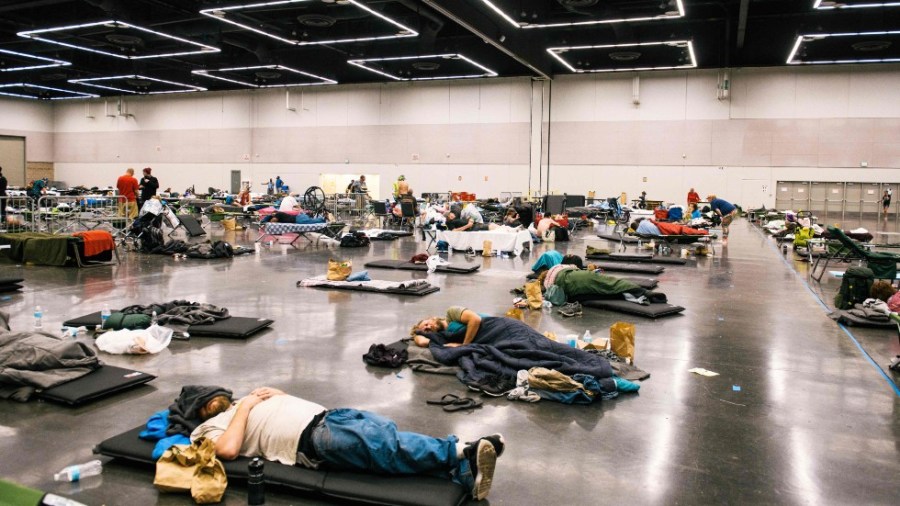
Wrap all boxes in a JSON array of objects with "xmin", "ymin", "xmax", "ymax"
[
  {"xmin": 100, "ymin": 304, "xmax": 111, "ymax": 328},
  {"xmin": 34, "ymin": 306, "xmax": 42, "ymax": 329},
  {"xmin": 582, "ymin": 330, "xmax": 593, "ymax": 344},
  {"xmin": 54, "ymin": 460, "xmax": 102, "ymax": 482},
  {"xmin": 248, "ymin": 457, "xmax": 265, "ymax": 505},
  {"xmin": 541, "ymin": 300, "xmax": 552, "ymax": 313},
  {"xmin": 151, "ymin": 311, "xmax": 158, "ymax": 326}
]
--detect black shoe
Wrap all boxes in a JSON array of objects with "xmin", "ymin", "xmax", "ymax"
[
  {"xmin": 467, "ymin": 433, "xmax": 506, "ymax": 458},
  {"xmin": 478, "ymin": 376, "xmax": 516, "ymax": 397},
  {"xmin": 465, "ymin": 439, "xmax": 497, "ymax": 501}
]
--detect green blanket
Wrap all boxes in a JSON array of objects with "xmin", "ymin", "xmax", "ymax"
[
  {"xmin": 555, "ymin": 270, "xmax": 644, "ymax": 298},
  {"xmin": 0, "ymin": 233, "xmax": 70, "ymax": 266}
]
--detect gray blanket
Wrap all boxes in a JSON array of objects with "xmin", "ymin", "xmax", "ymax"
[
  {"xmin": 407, "ymin": 345, "xmax": 460, "ymax": 376},
  {"xmin": 0, "ymin": 330, "xmax": 100, "ymax": 401}
]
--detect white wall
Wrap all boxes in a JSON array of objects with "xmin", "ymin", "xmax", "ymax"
[
  {"xmin": 0, "ymin": 98, "xmax": 53, "ymax": 161},
  {"xmin": 3, "ymin": 64, "xmax": 898, "ymax": 207}
]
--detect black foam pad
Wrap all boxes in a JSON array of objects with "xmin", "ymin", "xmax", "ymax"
[
  {"xmin": 38, "ymin": 365, "xmax": 155, "ymax": 406},
  {"xmin": 588, "ymin": 262, "xmax": 664, "ymax": 274},
  {"xmin": 365, "ymin": 259, "xmax": 480, "ymax": 274},
  {"xmin": 581, "ymin": 299, "xmax": 685, "ymax": 318},
  {"xmin": 187, "ymin": 317, "xmax": 273, "ymax": 338}
]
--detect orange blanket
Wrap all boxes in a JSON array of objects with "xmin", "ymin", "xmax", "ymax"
[
  {"xmin": 72, "ymin": 230, "xmax": 116, "ymax": 257},
  {"xmin": 652, "ymin": 221, "xmax": 708, "ymax": 236}
]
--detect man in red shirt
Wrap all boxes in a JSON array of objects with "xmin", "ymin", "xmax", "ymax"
[
  {"xmin": 686, "ymin": 187, "xmax": 700, "ymax": 207},
  {"xmin": 116, "ymin": 168, "xmax": 139, "ymax": 219}
]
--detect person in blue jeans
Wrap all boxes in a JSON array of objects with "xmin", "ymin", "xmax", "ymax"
[
  {"xmin": 192, "ymin": 386, "xmax": 504, "ymax": 501},
  {"xmin": 707, "ymin": 194, "xmax": 737, "ymax": 238}
]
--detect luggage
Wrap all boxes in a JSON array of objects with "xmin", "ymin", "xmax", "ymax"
[{"xmin": 834, "ymin": 266, "xmax": 875, "ymax": 310}]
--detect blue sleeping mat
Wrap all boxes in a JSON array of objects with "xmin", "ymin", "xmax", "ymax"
[{"xmin": 95, "ymin": 426, "xmax": 468, "ymax": 506}]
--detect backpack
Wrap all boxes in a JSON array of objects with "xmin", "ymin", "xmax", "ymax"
[
  {"xmin": 834, "ymin": 266, "xmax": 875, "ymax": 310},
  {"xmin": 340, "ymin": 231, "xmax": 370, "ymax": 248},
  {"xmin": 140, "ymin": 227, "xmax": 165, "ymax": 253},
  {"xmin": 553, "ymin": 227, "xmax": 570, "ymax": 241}
]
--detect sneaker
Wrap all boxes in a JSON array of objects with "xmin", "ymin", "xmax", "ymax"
[
  {"xmin": 465, "ymin": 439, "xmax": 497, "ymax": 501},
  {"xmin": 466, "ymin": 433, "xmax": 506, "ymax": 458},
  {"xmin": 557, "ymin": 302, "xmax": 583, "ymax": 317}
]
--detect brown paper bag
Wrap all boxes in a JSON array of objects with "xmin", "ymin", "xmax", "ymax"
[
  {"xmin": 524, "ymin": 280, "xmax": 544, "ymax": 310},
  {"xmin": 191, "ymin": 438, "xmax": 228, "ymax": 504},
  {"xmin": 222, "ymin": 217, "xmax": 242, "ymax": 231},
  {"xmin": 154, "ymin": 444, "xmax": 198, "ymax": 493},
  {"xmin": 609, "ymin": 321, "xmax": 636, "ymax": 364},
  {"xmin": 327, "ymin": 259, "xmax": 352, "ymax": 281},
  {"xmin": 482, "ymin": 240, "xmax": 493, "ymax": 257},
  {"xmin": 505, "ymin": 307, "xmax": 524, "ymax": 320}
]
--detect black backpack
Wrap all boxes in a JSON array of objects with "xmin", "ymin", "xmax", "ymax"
[
  {"xmin": 340, "ymin": 231, "xmax": 371, "ymax": 248},
  {"xmin": 834, "ymin": 266, "xmax": 874, "ymax": 310},
  {"xmin": 553, "ymin": 227, "xmax": 570, "ymax": 241}
]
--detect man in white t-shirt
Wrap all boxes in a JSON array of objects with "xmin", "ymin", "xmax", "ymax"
[
  {"xmin": 191, "ymin": 386, "xmax": 504, "ymax": 501},
  {"xmin": 278, "ymin": 194, "xmax": 299, "ymax": 212}
]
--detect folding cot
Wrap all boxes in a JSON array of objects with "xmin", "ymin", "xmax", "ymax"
[
  {"xmin": 364, "ymin": 259, "xmax": 480, "ymax": 274},
  {"xmin": 256, "ymin": 222, "xmax": 331, "ymax": 247},
  {"xmin": 0, "ymin": 231, "xmax": 118, "ymax": 267},
  {"xmin": 95, "ymin": 426, "xmax": 467, "ymax": 506},
  {"xmin": 810, "ymin": 226, "xmax": 900, "ymax": 282},
  {"xmin": 298, "ymin": 277, "xmax": 440, "ymax": 296}
]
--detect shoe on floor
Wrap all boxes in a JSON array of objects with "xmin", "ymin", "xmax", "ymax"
[
  {"xmin": 478, "ymin": 376, "xmax": 516, "ymax": 397},
  {"xmin": 467, "ymin": 433, "xmax": 506, "ymax": 458},
  {"xmin": 466, "ymin": 439, "xmax": 497, "ymax": 501},
  {"xmin": 557, "ymin": 302, "xmax": 583, "ymax": 317}
]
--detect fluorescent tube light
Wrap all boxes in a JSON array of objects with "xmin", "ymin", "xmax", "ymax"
[
  {"xmin": 68, "ymin": 74, "xmax": 207, "ymax": 94},
  {"xmin": 347, "ymin": 54, "xmax": 497, "ymax": 81},
  {"xmin": 0, "ymin": 49, "xmax": 70, "ymax": 72},
  {"xmin": 547, "ymin": 40, "xmax": 697, "ymax": 73}
]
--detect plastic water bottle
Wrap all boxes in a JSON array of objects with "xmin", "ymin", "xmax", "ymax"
[
  {"xmin": 100, "ymin": 304, "xmax": 111, "ymax": 328},
  {"xmin": 34, "ymin": 306, "xmax": 42, "ymax": 329},
  {"xmin": 248, "ymin": 457, "xmax": 265, "ymax": 505},
  {"xmin": 541, "ymin": 300, "xmax": 552, "ymax": 312},
  {"xmin": 54, "ymin": 460, "xmax": 102, "ymax": 482},
  {"xmin": 151, "ymin": 311, "xmax": 158, "ymax": 326},
  {"xmin": 582, "ymin": 330, "xmax": 593, "ymax": 344}
]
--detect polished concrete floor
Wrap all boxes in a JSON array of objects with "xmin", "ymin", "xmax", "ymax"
[{"xmin": 1, "ymin": 217, "xmax": 899, "ymax": 505}]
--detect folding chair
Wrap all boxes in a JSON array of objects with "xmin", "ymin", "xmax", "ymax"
[
  {"xmin": 371, "ymin": 201, "xmax": 392, "ymax": 229},
  {"xmin": 810, "ymin": 225, "xmax": 900, "ymax": 282},
  {"xmin": 400, "ymin": 201, "xmax": 417, "ymax": 229}
]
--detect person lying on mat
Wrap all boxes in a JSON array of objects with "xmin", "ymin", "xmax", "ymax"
[
  {"xmin": 411, "ymin": 307, "xmax": 491, "ymax": 348},
  {"xmin": 262, "ymin": 211, "xmax": 325, "ymax": 224},
  {"xmin": 445, "ymin": 212, "xmax": 499, "ymax": 232},
  {"xmin": 539, "ymin": 264, "xmax": 664, "ymax": 306},
  {"xmin": 192, "ymin": 386, "xmax": 504, "ymax": 501}
]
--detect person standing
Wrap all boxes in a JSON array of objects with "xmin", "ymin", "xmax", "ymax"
[
  {"xmin": 116, "ymin": 168, "xmax": 139, "ymax": 219},
  {"xmin": 0, "ymin": 166, "xmax": 7, "ymax": 227},
  {"xmin": 267, "ymin": 179, "xmax": 274, "ymax": 196},
  {"xmin": 275, "ymin": 176, "xmax": 284, "ymax": 194},
  {"xmin": 707, "ymin": 194, "xmax": 737, "ymax": 239},
  {"xmin": 687, "ymin": 187, "xmax": 700, "ymax": 207},
  {"xmin": 393, "ymin": 175, "xmax": 409, "ymax": 202},
  {"xmin": 883, "ymin": 189, "xmax": 892, "ymax": 218},
  {"xmin": 139, "ymin": 167, "xmax": 159, "ymax": 209}
]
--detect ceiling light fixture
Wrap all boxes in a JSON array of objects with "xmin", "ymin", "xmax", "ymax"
[
  {"xmin": 192, "ymin": 64, "xmax": 337, "ymax": 88},
  {"xmin": 547, "ymin": 40, "xmax": 697, "ymax": 73},
  {"xmin": 813, "ymin": 1, "xmax": 900, "ymax": 9},
  {"xmin": 478, "ymin": 0, "xmax": 685, "ymax": 29},
  {"xmin": 68, "ymin": 74, "xmax": 207, "ymax": 94},
  {"xmin": 787, "ymin": 31, "xmax": 900, "ymax": 64},
  {"xmin": 199, "ymin": 0, "xmax": 418, "ymax": 46},
  {"xmin": 18, "ymin": 21, "xmax": 219, "ymax": 60},
  {"xmin": 347, "ymin": 54, "xmax": 497, "ymax": 81},
  {"xmin": 0, "ymin": 83, "xmax": 97, "ymax": 100},
  {"xmin": 0, "ymin": 48, "xmax": 70, "ymax": 72}
]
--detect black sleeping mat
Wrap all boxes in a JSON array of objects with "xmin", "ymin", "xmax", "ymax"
[
  {"xmin": 580, "ymin": 299, "xmax": 685, "ymax": 318},
  {"xmin": 587, "ymin": 253, "xmax": 689, "ymax": 265},
  {"xmin": 832, "ymin": 311, "xmax": 896, "ymax": 328},
  {"xmin": 178, "ymin": 214, "xmax": 207, "ymax": 237},
  {"xmin": 38, "ymin": 365, "xmax": 155, "ymax": 406},
  {"xmin": 62, "ymin": 312, "xmax": 272, "ymax": 339},
  {"xmin": 365, "ymin": 259, "xmax": 480, "ymax": 274},
  {"xmin": 95, "ymin": 426, "xmax": 468, "ymax": 506},
  {"xmin": 0, "ymin": 277, "xmax": 24, "ymax": 285},
  {"xmin": 300, "ymin": 281, "xmax": 440, "ymax": 296},
  {"xmin": 589, "ymin": 262, "xmax": 665, "ymax": 274},
  {"xmin": 0, "ymin": 284, "xmax": 23, "ymax": 293}
]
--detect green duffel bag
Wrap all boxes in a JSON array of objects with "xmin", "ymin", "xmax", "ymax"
[{"xmin": 102, "ymin": 312, "xmax": 152, "ymax": 330}]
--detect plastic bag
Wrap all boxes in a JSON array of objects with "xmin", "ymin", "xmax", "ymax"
[
  {"xmin": 609, "ymin": 321, "xmax": 636, "ymax": 364},
  {"xmin": 426, "ymin": 255, "xmax": 448, "ymax": 274},
  {"xmin": 96, "ymin": 325, "xmax": 173, "ymax": 354}
]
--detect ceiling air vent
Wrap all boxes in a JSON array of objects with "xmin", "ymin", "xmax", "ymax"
[
  {"xmin": 608, "ymin": 51, "xmax": 641, "ymax": 61},
  {"xmin": 297, "ymin": 14, "xmax": 337, "ymax": 28},
  {"xmin": 105, "ymin": 34, "xmax": 143, "ymax": 46},
  {"xmin": 126, "ymin": 78, "xmax": 153, "ymax": 88},
  {"xmin": 557, "ymin": 0, "xmax": 599, "ymax": 7},
  {"xmin": 411, "ymin": 61, "xmax": 440, "ymax": 71},
  {"xmin": 851, "ymin": 40, "xmax": 891, "ymax": 52},
  {"xmin": 255, "ymin": 70, "xmax": 282, "ymax": 79}
]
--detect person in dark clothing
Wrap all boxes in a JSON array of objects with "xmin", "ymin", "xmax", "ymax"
[
  {"xmin": 0, "ymin": 166, "xmax": 7, "ymax": 227},
  {"xmin": 139, "ymin": 167, "xmax": 159, "ymax": 209},
  {"xmin": 445, "ymin": 212, "xmax": 495, "ymax": 231}
]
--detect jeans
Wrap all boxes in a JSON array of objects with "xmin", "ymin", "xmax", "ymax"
[{"xmin": 311, "ymin": 409, "xmax": 472, "ymax": 490}]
